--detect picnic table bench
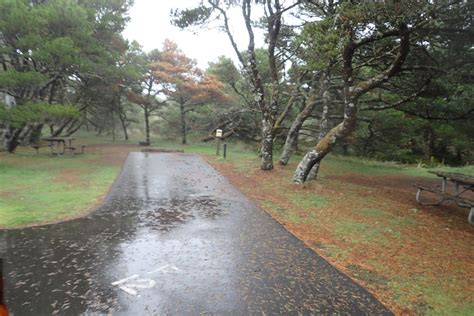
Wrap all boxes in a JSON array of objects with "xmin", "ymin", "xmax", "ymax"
[
  {"xmin": 31, "ymin": 142, "xmax": 53, "ymax": 154},
  {"xmin": 414, "ymin": 171, "xmax": 474, "ymax": 225},
  {"xmin": 40, "ymin": 137, "xmax": 86, "ymax": 155}
]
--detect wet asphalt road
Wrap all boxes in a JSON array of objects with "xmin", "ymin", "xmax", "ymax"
[{"xmin": 1, "ymin": 153, "xmax": 392, "ymax": 315}]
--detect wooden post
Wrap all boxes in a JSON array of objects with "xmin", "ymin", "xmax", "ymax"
[{"xmin": 216, "ymin": 129, "xmax": 223, "ymax": 156}]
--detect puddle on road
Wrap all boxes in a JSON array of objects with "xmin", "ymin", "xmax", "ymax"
[
  {"xmin": 1, "ymin": 190, "xmax": 228, "ymax": 315},
  {"xmin": 138, "ymin": 195, "xmax": 225, "ymax": 232}
]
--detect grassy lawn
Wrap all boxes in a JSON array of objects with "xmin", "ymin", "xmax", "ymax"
[{"xmin": 0, "ymin": 148, "xmax": 120, "ymax": 228}]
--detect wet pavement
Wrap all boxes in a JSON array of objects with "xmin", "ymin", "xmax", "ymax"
[{"xmin": 1, "ymin": 153, "xmax": 392, "ymax": 315}]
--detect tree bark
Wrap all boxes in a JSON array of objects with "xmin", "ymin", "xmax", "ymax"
[
  {"xmin": 65, "ymin": 119, "xmax": 83, "ymax": 137},
  {"xmin": 51, "ymin": 118, "xmax": 73, "ymax": 137},
  {"xmin": 2, "ymin": 126, "xmax": 22, "ymax": 153},
  {"xmin": 116, "ymin": 95, "xmax": 129, "ymax": 141},
  {"xmin": 293, "ymin": 116, "xmax": 357, "ymax": 184},
  {"xmin": 120, "ymin": 116, "xmax": 129, "ymax": 141},
  {"xmin": 144, "ymin": 107, "xmax": 150, "ymax": 144},
  {"xmin": 307, "ymin": 89, "xmax": 331, "ymax": 180},
  {"xmin": 111, "ymin": 108, "xmax": 116, "ymax": 142},
  {"xmin": 180, "ymin": 104, "xmax": 187, "ymax": 145},
  {"xmin": 260, "ymin": 117, "xmax": 274, "ymax": 169},
  {"xmin": 212, "ymin": 0, "xmax": 282, "ymax": 170},
  {"xmin": 2, "ymin": 124, "xmax": 30, "ymax": 153},
  {"xmin": 279, "ymin": 92, "xmax": 319, "ymax": 165},
  {"xmin": 28, "ymin": 123, "xmax": 43, "ymax": 144}
]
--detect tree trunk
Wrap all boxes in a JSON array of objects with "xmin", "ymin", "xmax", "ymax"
[
  {"xmin": 51, "ymin": 119, "xmax": 71, "ymax": 137},
  {"xmin": 293, "ymin": 122, "xmax": 342, "ymax": 184},
  {"xmin": 294, "ymin": 21, "xmax": 409, "ymax": 184},
  {"xmin": 65, "ymin": 120, "xmax": 83, "ymax": 137},
  {"xmin": 111, "ymin": 108, "xmax": 116, "ymax": 142},
  {"xmin": 279, "ymin": 92, "xmax": 319, "ymax": 165},
  {"xmin": 115, "ymin": 94, "xmax": 129, "ymax": 141},
  {"xmin": 121, "ymin": 118, "xmax": 129, "ymax": 141},
  {"xmin": 144, "ymin": 107, "xmax": 150, "ymax": 144},
  {"xmin": 28, "ymin": 123, "xmax": 43, "ymax": 144},
  {"xmin": 2, "ymin": 126, "xmax": 21, "ymax": 153},
  {"xmin": 307, "ymin": 89, "xmax": 331, "ymax": 180},
  {"xmin": 294, "ymin": 100, "xmax": 357, "ymax": 184},
  {"xmin": 2, "ymin": 124, "xmax": 27, "ymax": 153},
  {"xmin": 180, "ymin": 104, "xmax": 187, "ymax": 145},
  {"xmin": 260, "ymin": 117, "xmax": 274, "ymax": 170}
]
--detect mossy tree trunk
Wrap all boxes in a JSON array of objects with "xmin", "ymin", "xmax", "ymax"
[{"xmin": 307, "ymin": 90, "xmax": 331, "ymax": 180}]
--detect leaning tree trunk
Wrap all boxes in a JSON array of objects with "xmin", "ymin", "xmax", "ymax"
[
  {"xmin": 180, "ymin": 104, "xmax": 187, "ymax": 145},
  {"xmin": 293, "ymin": 122, "xmax": 342, "ymax": 184},
  {"xmin": 279, "ymin": 93, "xmax": 319, "ymax": 165},
  {"xmin": 65, "ymin": 120, "xmax": 83, "ymax": 137},
  {"xmin": 2, "ymin": 126, "xmax": 22, "ymax": 153},
  {"xmin": 51, "ymin": 118, "xmax": 73, "ymax": 136},
  {"xmin": 294, "ymin": 21, "xmax": 409, "ymax": 184},
  {"xmin": 2, "ymin": 124, "xmax": 32, "ymax": 153},
  {"xmin": 307, "ymin": 89, "xmax": 331, "ymax": 180},
  {"xmin": 293, "ymin": 98, "xmax": 357, "ymax": 184}
]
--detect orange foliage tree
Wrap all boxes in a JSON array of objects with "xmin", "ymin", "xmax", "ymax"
[
  {"xmin": 152, "ymin": 40, "xmax": 230, "ymax": 144},
  {"xmin": 126, "ymin": 49, "xmax": 164, "ymax": 144}
]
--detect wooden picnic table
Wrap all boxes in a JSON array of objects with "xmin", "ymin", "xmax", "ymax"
[
  {"xmin": 42, "ymin": 137, "xmax": 75, "ymax": 155},
  {"xmin": 414, "ymin": 171, "xmax": 474, "ymax": 225}
]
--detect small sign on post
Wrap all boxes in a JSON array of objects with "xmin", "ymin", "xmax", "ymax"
[{"xmin": 216, "ymin": 129, "xmax": 223, "ymax": 155}]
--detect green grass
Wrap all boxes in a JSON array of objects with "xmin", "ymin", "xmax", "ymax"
[
  {"xmin": 356, "ymin": 207, "xmax": 390, "ymax": 218},
  {"xmin": 334, "ymin": 221, "xmax": 384, "ymax": 243},
  {"xmin": 333, "ymin": 219, "xmax": 403, "ymax": 244},
  {"xmin": 321, "ymin": 243, "xmax": 350, "ymax": 261},
  {"xmin": 389, "ymin": 276, "xmax": 474, "ymax": 315},
  {"xmin": 321, "ymin": 154, "xmax": 474, "ymax": 178},
  {"xmin": 261, "ymin": 201, "xmax": 303, "ymax": 223},
  {"xmin": 0, "ymin": 152, "xmax": 119, "ymax": 228},
  {"xmin": 288, "ymin": 192, "xmax": 328, "ymax": 209},
  {"xmin": 355, "ymin": 208, "xmax": 417, "ymax": 227}
]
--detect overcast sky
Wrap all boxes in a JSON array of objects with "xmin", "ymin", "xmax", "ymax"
[{"xmin": 122, "ymin": 0, "xmax": 264, "ymax": 69}]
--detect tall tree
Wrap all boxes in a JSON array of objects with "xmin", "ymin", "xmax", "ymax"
[
  {"xmin": 152, "ymin": 40, "xmax": 229, "ymax": 145},
  {"xmin": 293, "ymin": 0, "xmax": 472, "ymax": 183},
  {"xmin": 126, "ymin": 47, "xmax": 165, "ymax": 144},
  {"xmin": 172, "ymin": 0, "xmax": 296, "ymax": 169},
  {"xmin": 0, "ymin": 0, "xmax": 132, "ymax": 151}
]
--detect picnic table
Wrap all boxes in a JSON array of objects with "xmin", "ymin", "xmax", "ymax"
[
  {"xmin": 41, "ymin": 137, "xmax": 83, "ymax": 155},
  {"xmin": 414, "ymin": 171, "xmax": 474, "ymax": 225},
  {"xmin": 42, "ymin": 137, "xmax": 74, "ymax": 154}
]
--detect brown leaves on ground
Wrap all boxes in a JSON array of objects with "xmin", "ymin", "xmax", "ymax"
[{"xmin": 205, "ymin": 156, "xmax": 474, "ymax": 315}]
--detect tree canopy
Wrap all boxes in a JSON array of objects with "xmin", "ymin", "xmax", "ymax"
[{"xmin": 1, "ymin": 0, "xmax": 472, "ymax": 177}]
